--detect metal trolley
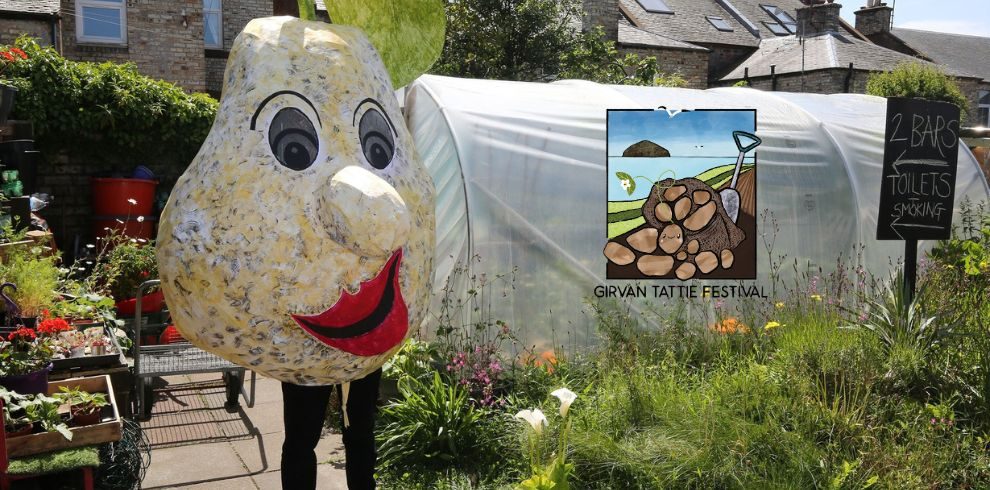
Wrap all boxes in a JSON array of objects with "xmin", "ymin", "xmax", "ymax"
[{"xmin": 131, "ymin": 280, "xmax": 255, "ymax": 418}]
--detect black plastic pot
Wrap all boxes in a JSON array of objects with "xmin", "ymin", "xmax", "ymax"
[{"xmin": 0, "ymin": 84, "xmax": 16, "ymax": 124}]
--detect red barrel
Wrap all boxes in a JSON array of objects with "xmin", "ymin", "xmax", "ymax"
[{"xmin": 91, "ymin": 178, "xmax": 157, "ymax": 216}]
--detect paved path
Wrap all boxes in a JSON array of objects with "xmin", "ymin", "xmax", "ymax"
[{"xmin": 139, "ymin": 373, "xmax": 347, "ymax": 489}]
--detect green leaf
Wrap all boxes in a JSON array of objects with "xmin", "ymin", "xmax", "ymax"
[{"xmin": 615, "ymin": 172, "xmax": 635, "ymax": 196}]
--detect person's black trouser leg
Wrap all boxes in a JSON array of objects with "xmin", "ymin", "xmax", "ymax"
[
  {"xmin": 281, "ymin": 382, "xmax": 333, "ymax": 490},
  {"xmin": 281, "ymin": 368, "xmax": 381, "ymax": 490},
  {"xmin": 341, "ymin": 368, "xmax": 381, "ymax": 490}
]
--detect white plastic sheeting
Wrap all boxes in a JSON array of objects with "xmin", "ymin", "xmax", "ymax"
[{"xmin": 404, "ymin": 75, "xmax": 990, "ymax": 345}]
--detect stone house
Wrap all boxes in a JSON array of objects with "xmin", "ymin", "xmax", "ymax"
[
  {"xmin": 0, "ymin": 0, "xmax": 277, "ymax": 96},
  {"xmin": 582, "ymin": 0, "xmax": 989, "ymax": 125}
]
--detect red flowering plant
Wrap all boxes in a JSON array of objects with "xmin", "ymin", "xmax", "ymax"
[
  {"xmin": 0, "ymin": 325, "xmax": 55, "ymax": 377},
  {"xmin": 0, "ymin": 46, "xmax": 27, "ymax": 79},
  {"xmin": 37, "ymin": 317, "xmax": 72, "ymax": 337}
]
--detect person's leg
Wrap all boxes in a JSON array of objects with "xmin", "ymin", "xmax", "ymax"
[
  {"xmin": 281, "ymin": 382, "xmax": 334, "ymax": 490},
  {"xmin": 341, "ymin": 368, "xmax": 382, "ymax": 490}
]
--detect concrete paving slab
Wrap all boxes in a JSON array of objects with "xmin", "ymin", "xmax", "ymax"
[
  {"xmin": 251, "ymin": 467, "xmax": 349, "ymax": 490},
  {"xmin": 233, "ymin": 400, "xmax": 285, "ymax": 435},
  {"xmin": 180, "ymin": 475, "xmax": 259, "ymax": 490},
  {"xmin": 141, "ymin": 441, "xmax": 245, "ymax": 488}
]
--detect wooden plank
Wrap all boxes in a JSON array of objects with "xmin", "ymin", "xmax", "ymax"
[{"xmin": 5, "ymin": 375, "xmax": 123, "ymax": 458}]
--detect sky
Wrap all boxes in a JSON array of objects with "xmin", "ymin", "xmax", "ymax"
[{"xmin": 838, "ymin": 0, "xmax": 989, "ymax": 37}]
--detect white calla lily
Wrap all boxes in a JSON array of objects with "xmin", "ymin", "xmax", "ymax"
[
  {"xmin": 551, "ymin": 387, "xmax": 578, "ymax": 417},
  {"xmin": 515, "ymin": 408, "xmax": 548, "ymax": 435}
]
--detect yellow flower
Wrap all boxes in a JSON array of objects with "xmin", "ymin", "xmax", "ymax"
[
  {"xmin": 774, "ymin": 302, "xmax": 785, "ymax": 310},
  {"xmin": 764, "ymin": 321, "xmax": 782, "ymax": 331},
  {"xmin": 810, "ymin": 294, "xmax": 822, "ymax": 302}
]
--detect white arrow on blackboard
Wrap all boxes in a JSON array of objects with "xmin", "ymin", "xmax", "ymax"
[
  {"xmin": 888, "ymin": 215, "xmax": 947, "ymax": 239},
  {"xmin": 892, "ymin": 149, "xmax": 949, "ymax": 173}
]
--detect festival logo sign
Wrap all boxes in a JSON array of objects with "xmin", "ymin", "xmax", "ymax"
[{"xmin": 604, "ymin": 109, "xmax": 758, "ymax": 280}]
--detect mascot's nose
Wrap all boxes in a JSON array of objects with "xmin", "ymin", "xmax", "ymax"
[{"xmin": 322, "ymin": 165, "xmax": 411, "ymax": 257}]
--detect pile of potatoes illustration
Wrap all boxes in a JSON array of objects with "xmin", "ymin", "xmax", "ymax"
[{"xmin": 604, "ymin": 178, "xmax": 744, "ymax": 280}]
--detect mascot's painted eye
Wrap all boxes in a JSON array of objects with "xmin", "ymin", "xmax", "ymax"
[
  {"xmin": 359, "ymin": 108, "xmax": 394, "ymax": 169},
  {"xmin": 269, "ymin": 107, "xmax": 319, "ymax": 170}
]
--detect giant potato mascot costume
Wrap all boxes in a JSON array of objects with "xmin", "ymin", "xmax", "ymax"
[{"xmin": 157, "ymin": 0, "xmax": 444, "ymax": 386}]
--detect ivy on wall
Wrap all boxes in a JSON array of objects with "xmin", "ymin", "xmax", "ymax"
[{"xmin": 2, "ymin": 37, "xmax": 218, "ymax": 169}]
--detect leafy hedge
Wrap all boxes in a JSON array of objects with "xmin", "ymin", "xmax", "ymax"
[
  {"xmin": 867, "ymin": 61, "xmax": 970, "ymax": 120},
  {"xmin": 1, "ymin": 37, "xmax": 217, "ymax": 166}
]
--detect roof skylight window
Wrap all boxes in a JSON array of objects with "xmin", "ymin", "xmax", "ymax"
[
  {"xmin": 761, "ymin": 5, "xmax": 797, "ymax": 33},
  {"xmin": 636, "ymin": 0, "xmax": 674, "ymax": 14},
  {"xmin": 764, "ymin": 21, "xmax": 790, "ymax": 36},
  {"xmin": 707, "ymin": 16, "xmax": 734, "ymax": 32}
]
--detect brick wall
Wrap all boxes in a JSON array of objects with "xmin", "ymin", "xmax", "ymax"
[
  {"xmin": 0, "ymin": 17, "xmax": 55, "ymax": 46},
  {"xmin": 854, "ymin": 5, "xmax": 892, "ymax": 37},
  {"xmin": 620, "ymin": 46, "xmax": 709, "ymax": 89},
  {"xmin": 35, "ymin": 151, "xmax": 188, "ymax": 258},
  {"xmin": 205, "ymin": 0, "xmax": 271, "ymax": 95},
  {"xmin": 60, "ymin": 0, "xmax": 207, "ymax": 92},
  {"xmin": 957, "ymin": 78, "xmax": 989, "ymax": 126}
]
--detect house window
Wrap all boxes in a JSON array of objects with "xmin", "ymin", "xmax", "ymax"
[
  {"xmin": 761, "ymin": 4, "xmax": 797, "ymax": 34},
  {"xmin": 763, "ymin": 21, "xmax": 790, "ymax": 36},
  {"xmin": 707, "ymin": 16, "xmax": 734, "ymax": 32},
  {"xmin": 204, "ymin": 0, "xmax": 223, "ymax": 49},
  {"xmin": 979, "ymin": 90, "xmax": 990, "ymax": 127},
  {"xmin": 76, "ymin": 0, "xmax": 126, "ymax": 44},
  {"xmin": 635, "ymin": 0, "xmax": 673, "ymax": 14}
]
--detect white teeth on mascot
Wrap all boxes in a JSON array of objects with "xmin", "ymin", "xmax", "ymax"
[{"xmin": 157, "ymin": 17, "xmax": 436, "ymax": 386}]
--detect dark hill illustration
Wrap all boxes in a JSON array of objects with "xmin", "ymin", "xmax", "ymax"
[{"xmin": 622, "ymin": 140, "xmax": 670, "ymax": 157}]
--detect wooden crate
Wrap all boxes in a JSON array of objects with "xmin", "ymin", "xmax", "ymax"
[{"xmin": 6, "ymin": 375, "xmax": 123, "ymax": 458}]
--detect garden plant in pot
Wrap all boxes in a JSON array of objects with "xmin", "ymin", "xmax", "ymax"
[
  {"xmin": 88, "ymin": 233, "xmax": 161, "ymax": 316},
  {"xmin": 0, "ymin": 386, "xmax": 72, "ymax": 439},
  {"xmin": 56, "ymin": 385, "xmax": 108, "ymax": 427},
  {"xmin": 0, "ymin": 46, "xmax": 27, "ymax": 124},
  {"xmin": 0, "ymin": 326, "xmax": 55, "ymax": 395},
  {"xmin": 0, "ymin": 243, "xmax": 59, "ymax": 327}
]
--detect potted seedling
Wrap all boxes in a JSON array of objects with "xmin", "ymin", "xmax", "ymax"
[
  {"xmin": 56, "ymin": 385, "xmax": 108, "ymax": 427},
  {"xmin": 0, "ymin": 386, "xmax": 72, "ymax": 439}
]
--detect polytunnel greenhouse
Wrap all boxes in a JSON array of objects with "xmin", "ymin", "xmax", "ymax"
[{"xmin": 403, "ymin": 75, "xmax": 990, "ymax": 347}]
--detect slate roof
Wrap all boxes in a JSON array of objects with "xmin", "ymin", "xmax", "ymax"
[
  {"xmin": 0, "ymin": 0, "xmax": 58, "ymax": 16},
  {"xmin": 720, "ymin": 31, "xmax": 977, "ymax": 80},
  {"xmin": 891, "ymin": 27, "xmax": 990, "ymax": 82},
  {"xmin": 618, "ymin": 19, "xmax": 708, "ymax": 51}
]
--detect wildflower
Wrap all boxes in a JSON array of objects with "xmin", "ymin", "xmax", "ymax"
[
  {"xmin": 86, "ymin": 243, "xmax": 96, "ymax": 249},
  {"xmin": 810, "ymin": 294, "xmax": 823, "ymax": 302},
  {"xmin": 551, "ymin": 388, "xmax": 577, "ymax": 417},
  {"xmin": 137, "ymin": 216, "xmax": 146, "ymax": 223},
  {"xmin": 619, "ymin": 178, "xmax": 631, "ymax": 191},
  {"xmin": 127, "ymin": 198, "xmax": 138, "ymax": 205},
  {"xmin": 764, "ymin": 321, "xmax": 782, "ymax": 331},
  {"xmin": 774, "ymin": 302, "xmax": 785, "ymax": 310},
  {"xmin": 515, "ymin": 409, "xmax": 548, "ymax": 435}
]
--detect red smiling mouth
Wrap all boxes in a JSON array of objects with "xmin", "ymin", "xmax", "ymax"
[{"xmin": 291, "ymin": 250, "xmax": 408, "ymax": 356}]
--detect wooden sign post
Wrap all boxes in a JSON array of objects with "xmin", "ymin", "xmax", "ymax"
[{"xmin": 876, "ymin": 97, "xmax": 961, "ymax": 303}]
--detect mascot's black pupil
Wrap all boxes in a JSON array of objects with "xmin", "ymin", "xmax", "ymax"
[
  {"xmin": 269, "ymin": 107, "xmax": 319, "ymax": 171},
  {"xmin": 359, "ymin": 108, "xmax": 394, "ymax": 169}
]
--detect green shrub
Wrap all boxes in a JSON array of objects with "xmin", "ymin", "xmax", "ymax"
[
  {"xmin": 0, "ymin": 242, "xmax": 60, "ymax": 318},
  {"xmin": 2, "ymin": 36, "xmax": 217, "ymax": 169},
  {"xmin": 866, "ymin": 61, "xmax": 969, "ymax": 119}
]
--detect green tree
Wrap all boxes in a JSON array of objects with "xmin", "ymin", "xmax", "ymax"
[
  {"xmin": 433, "ymin": 0, "xmax": 684, "ymax": 86},
  {"xmin": 866, "ymin": 61, "xmax": 969, "ymax": 119}
]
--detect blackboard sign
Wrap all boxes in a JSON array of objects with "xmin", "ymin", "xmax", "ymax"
[{"xmin": 877, "ymin": 97, "xmax": 960, "ymax": 240}]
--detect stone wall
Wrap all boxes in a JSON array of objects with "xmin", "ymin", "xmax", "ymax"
[
  {"xmin": 620, "ymin": 46, "xmax": 709, "ymax": 89},
  {"xmin": 703, "ymin": 44, "xmax": 754, "ymax": 82},
  {"xmin": 957, "ymin": 78, "xmax": 989, "ymax": 126},
  {"xmin": 60, "ymin": 0, "xmax": 207, "ymax": 92},
  {"xmin": 854, "ymin": 5, "xmax": 892, "ymax": 37},
  {"xmin": 582, "ymin": 0, "xmax": 620, "ymax": 41},
  {"xmin": 0, "ymin": 17, "xmax": 55, "ymax": 47},
  {"xmin": 733, "ymin": 68, "xmax": 865, "ymax": 94}
]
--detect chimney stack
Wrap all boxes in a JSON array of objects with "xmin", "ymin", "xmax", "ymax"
[
  {"xmin": 796, "ymin": 2, "xmax": 843, "ymax": 37},
  {"xmin": 854, "ymin": 1, "xmax": 893, "ymax": 36},
  {"xmin": 582, "ymin": 0, "xmax": 620, "ymax": 41}
]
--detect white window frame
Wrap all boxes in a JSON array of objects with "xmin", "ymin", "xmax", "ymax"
[
  {"xmin": 76, "ymin": 0, "xmax": 127, "ymax": 45},
  {"xmin": 979, "ymin": 90, "xmax": 990, "ymax": 127},
  {"xmin": 204, "ymin": 0, "xmax": 223, "ymax": 49}
]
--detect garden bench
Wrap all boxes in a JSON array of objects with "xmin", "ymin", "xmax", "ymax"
[{"xmin": 131, "ymin": 280, "xmax": 255, "ymax": 418}]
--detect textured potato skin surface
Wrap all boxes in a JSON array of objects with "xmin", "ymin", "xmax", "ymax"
[{"xmin": 157, "ymin": 17, "xmax": 436, "ymax": 385}]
